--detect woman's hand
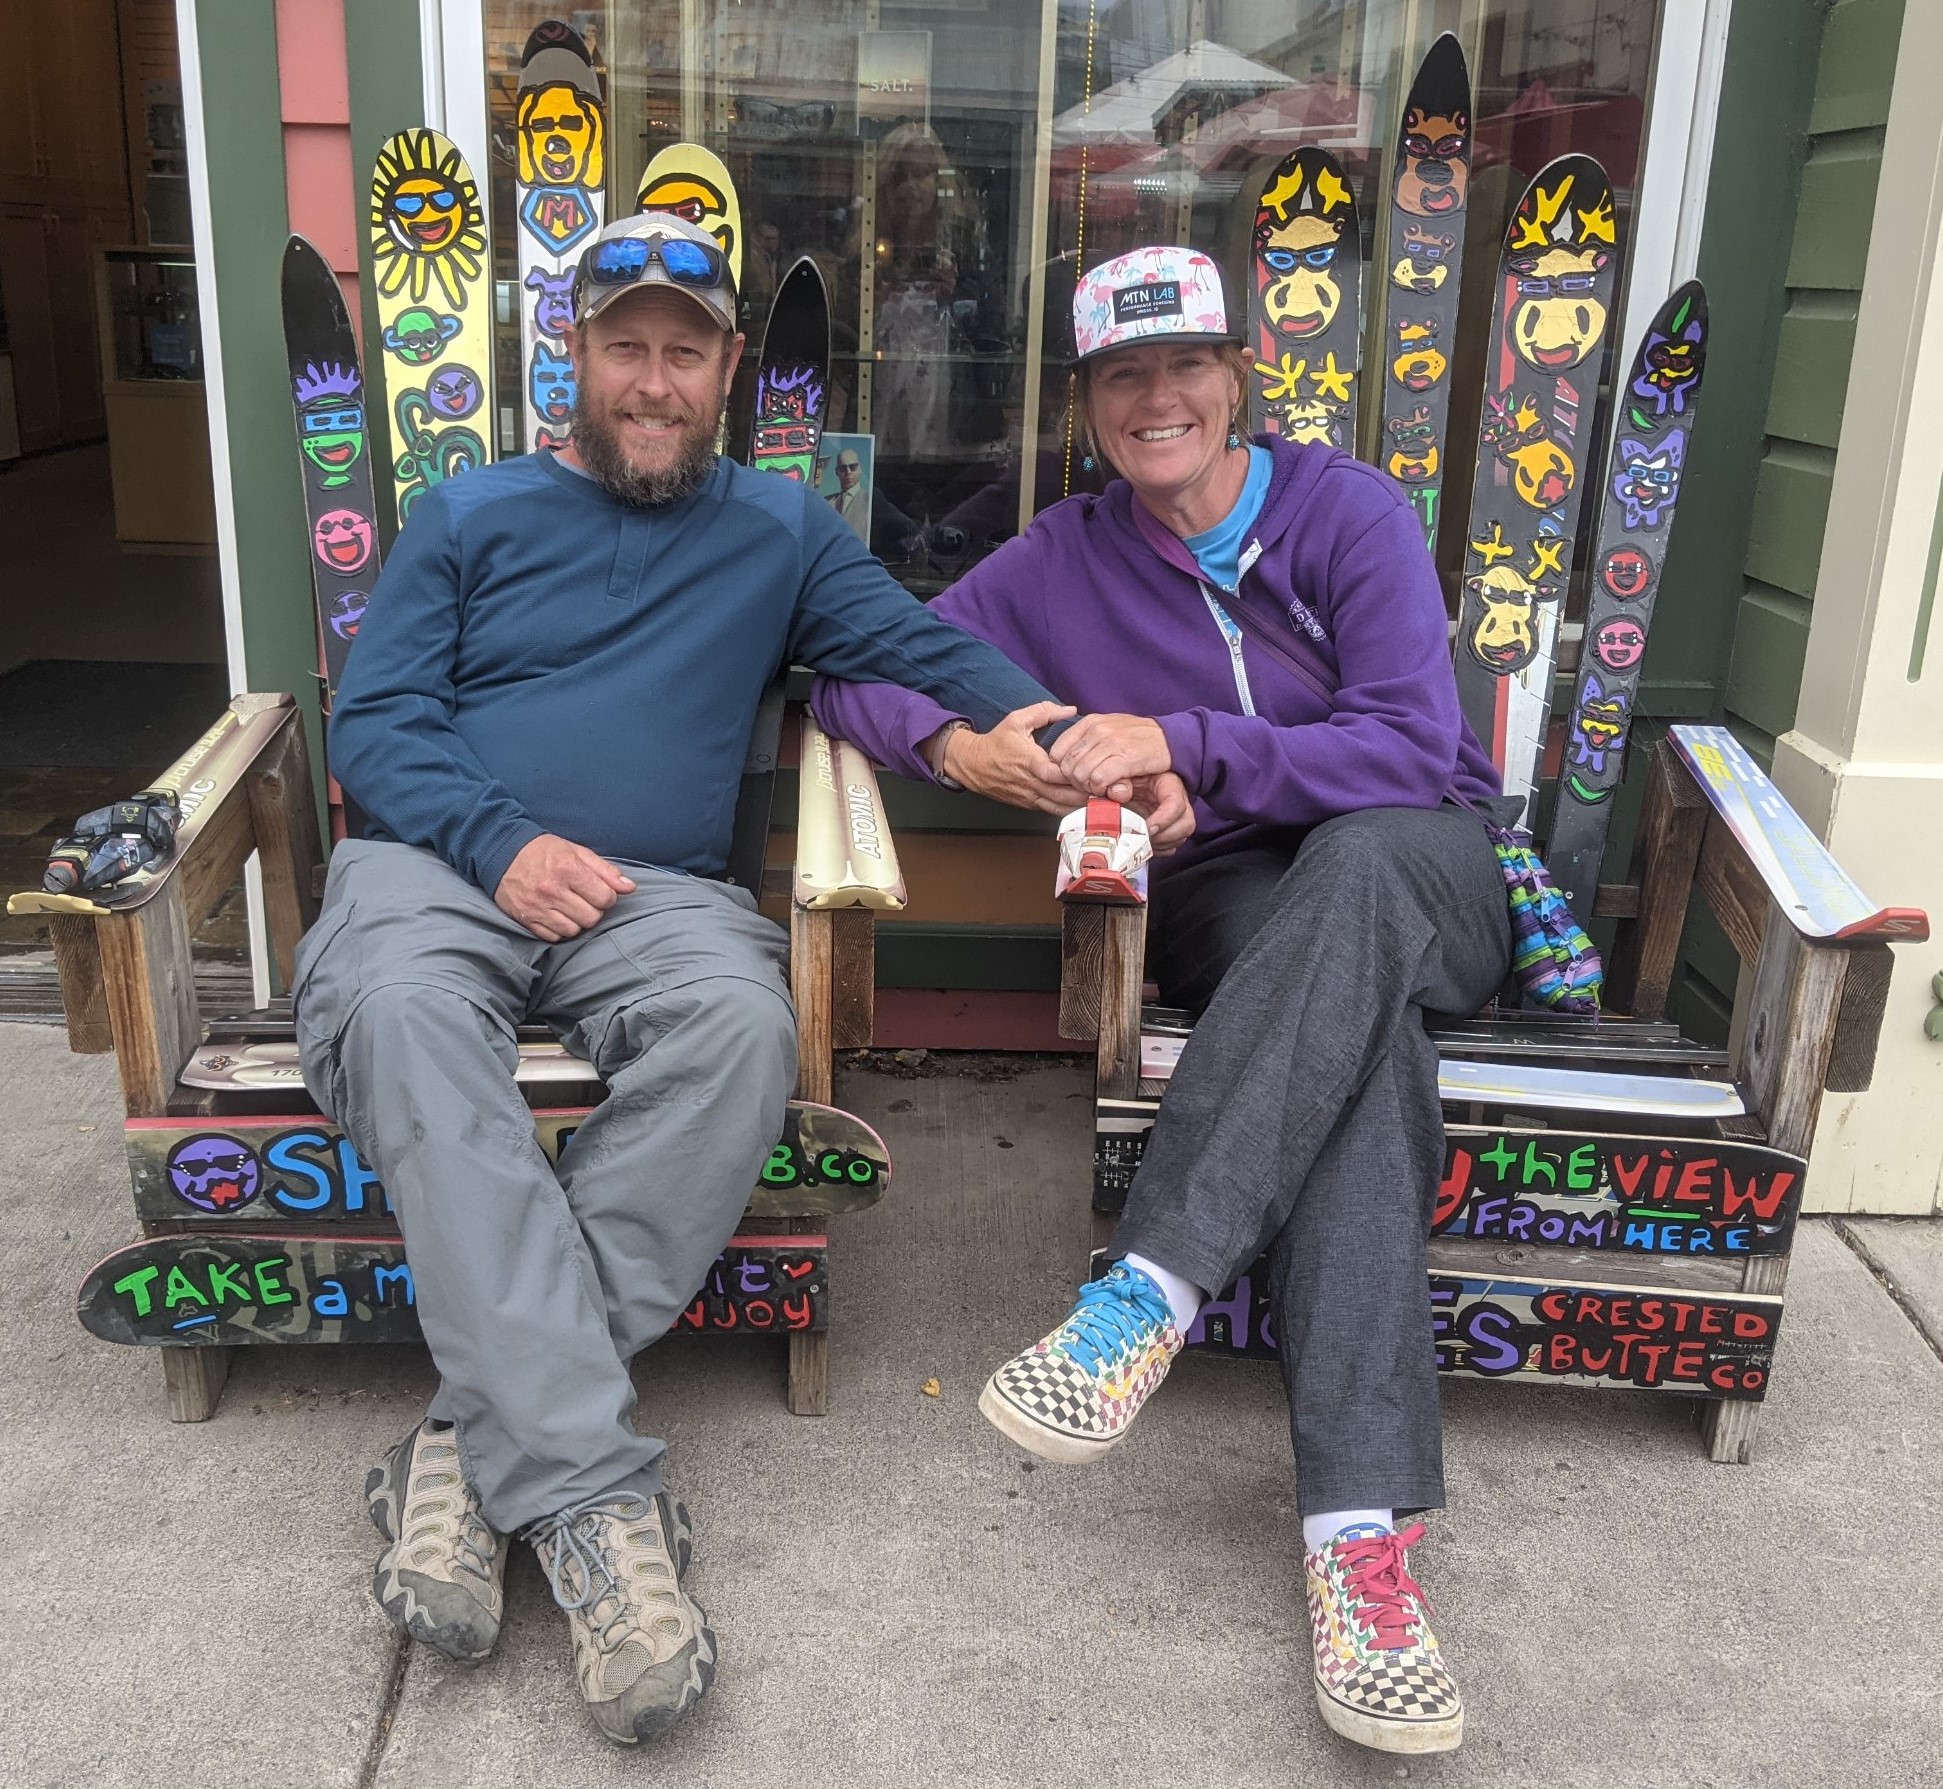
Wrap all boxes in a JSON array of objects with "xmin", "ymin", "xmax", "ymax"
[
  {"xmin": 1048, "ymin": 712, "xmax": 1171, "ymax": 798},
  {"xmin": 1123, "ymin": 771, "xmax": 1197, "ymax": 854},
  {"xmin": 935, "ymin": 702, "xmax": 1086, "ymax": 814}
]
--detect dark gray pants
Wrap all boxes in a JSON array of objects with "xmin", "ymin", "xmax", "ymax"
[
  {"xmin": 292, "ymin": 839, "xmax": 797, "ymax": 1532},
  {"xmin": 1114, "ymin": 806, "xmax": 1510, "ymax": 1517}
]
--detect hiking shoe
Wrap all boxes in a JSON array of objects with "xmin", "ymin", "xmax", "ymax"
[
  {"xmin": 365, "ymin": 1420, "xmax": 505, "ymax": 1666},
  {"xmin": 977, "ymin": 1261, "xmax": 1183, "ymax": 1463},
  {"xmin": 1306, "ymin": 1522, "xmax": 1463, "ymax": 1754},
  {"xmin": 524, "ymin": 1491, "xmax": 715, "ymax": 1744}
]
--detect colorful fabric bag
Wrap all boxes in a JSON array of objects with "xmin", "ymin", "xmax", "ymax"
[{"xmin": 1485, "ymin": 826, "xmax": 1603, "ymax": 1014}]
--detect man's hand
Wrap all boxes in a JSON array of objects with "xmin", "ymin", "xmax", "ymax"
[
  {"xmin": 934, "ymin": 702, "xmax": 1087, "ymax": 814},
  {"xmin": 495, "ymin": 834, "xmax": 636, "ymax": 942},
  {"xmin": 1048, "ymin": 712, "xmax": 1171, "ymax": 798},
  {"xmin": 1123, "ymin": 771, "xmax": 1197, "ymax": 854}
]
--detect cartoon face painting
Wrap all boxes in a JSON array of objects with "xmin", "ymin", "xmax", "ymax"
[
  {"xmin": 525, "ymin": 266, "xmax": 576, "ymax": 338},
  {"xmin": 1634, "ymin": 331, "xmax": 1703, "ymax": 417},
  {"xmin": 516, "ymin": 80, "xmax": 604, "ymax": 189},
  {"xmin": 166, "ymin": 1135, "xmax": 261, "ymax": 1214},
  {"xmin": 639, "ymin": 172, "xmax": 737, "ymax": 265},
  {"xmin": 529, "ymin": 343, "xmax": 576, "ymax": 425},
  {"xmin": 1392, "ymin": 226, "xmax": 1454, "ymax": 293},
  {"xmin": 1385, "ymin": 409, "xmax": 1438, "ymax": 482},
  {"xmin": 1465, "ymin": 564, "xmax": 1559, "ymax": 673},
  {"xmin": 329, "ymin": 589, "xmax": 369, "ymax": 641},
  {"xmin": 1397, "ymin": 106, "xmax": 1469, "ymax": 216},
  {"xmin": 292, "ymin": 361, "xmax": 365, "ymax": 490},
  {"xmin": 1568, "ymin": 673, "xmax": 1630, "ymax": 771},
  {"xmin": 384, "ymin": 307, "xmax": 463, "ymax": 366},
  {"xmin": 427, "ymin": 364, "xmax": 484, "ymax": 420},
  {"xmin": 1612, "ymin": 434, "xmax": 1683, "ymax": 530},
  {"xmin": 1600, "ymin": 544, "xmax": 1654, "ymax": 600},
  {"xmin": 1255, "ymin": 152, "xmax": 1353, "ymax": 343},
  {"xmin": 1507, "ymin": 245, "xmax": 1610, "ymax": 372},
  {"xmin": 1592, "ymin": 617, "xmax": 1647, "ymax": 671},
  {"xmin": 313, "ymin": 508, "xmax": 375, "ymax": 574},
  {"xmin": 1483, "ymin": 392, "xmax": 1576, "ymax": 510},
  {"xmin": 370, "ymin": 131, "xmax": 487, "ymax": 310},
  {"xmin": 1391, "ymin": 319, "xmax": 1446, "ymax": 392},
  {"xmin": 1281, "ymin": 396, "xmax": 1347, "ymax": 448}
]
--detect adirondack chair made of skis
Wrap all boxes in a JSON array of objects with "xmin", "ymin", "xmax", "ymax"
[
  {"xmin": 1052, "ymin": 730, "xmax": 1928, "ymax": 1464},
  {"xmin": 17, "ymin": 687, "xmax": 904, "ymax": 1423}
]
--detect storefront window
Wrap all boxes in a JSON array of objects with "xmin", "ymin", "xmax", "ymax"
[{"xmin": 481, "ymin": 1, "xmax": 1662, "ymax": 594}]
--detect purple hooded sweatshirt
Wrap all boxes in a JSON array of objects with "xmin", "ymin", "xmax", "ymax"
[{"xmin": 811, "ymin": 433, "xmax": 1503, "ymax": 871}]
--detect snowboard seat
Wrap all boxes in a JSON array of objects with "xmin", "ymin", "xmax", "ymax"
[
  {"xmin": 1057, "ymin": 732, "xmax": 1925, "ymax": 1464},
  {"xmin": 15, "ymin": 690, "xmax": 901, "ymax": 1423}
]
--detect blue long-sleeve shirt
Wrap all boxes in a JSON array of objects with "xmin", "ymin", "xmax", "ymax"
[{"xmin": 329, "ymin": 451, "xmax": 1054, "ymax": 893}]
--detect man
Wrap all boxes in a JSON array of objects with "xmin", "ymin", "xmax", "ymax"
[
  {"xmin": 301, "ymin": 214, "xmax": 1086, "ymax": 1745},
  {"xmin": 826, "ymin": 445, "xmax": 867, "ymax": 536}
]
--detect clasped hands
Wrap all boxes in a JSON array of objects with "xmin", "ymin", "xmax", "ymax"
[{"xmin": 934, "ymin": 702, "xmax": 1194, "ymax": 851}]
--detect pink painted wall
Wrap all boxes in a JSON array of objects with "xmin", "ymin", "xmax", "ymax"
[{"xmin": 274, "ymin": 0, "xmax": 359, "ymax": 338}]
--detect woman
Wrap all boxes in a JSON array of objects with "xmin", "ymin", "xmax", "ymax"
[{"xmin": 812, "ymin": 245, "xmax": 1512, "ymax": 1757}]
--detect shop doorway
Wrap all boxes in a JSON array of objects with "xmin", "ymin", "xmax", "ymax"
[{"xmin": 0, "ymin": 0, "xmax": 238, "ymax": 1005}]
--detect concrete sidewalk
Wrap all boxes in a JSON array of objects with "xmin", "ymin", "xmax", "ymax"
[{"xmin": 2, "ymin": 1019, "xmax": 1939, "ymax": 1788}]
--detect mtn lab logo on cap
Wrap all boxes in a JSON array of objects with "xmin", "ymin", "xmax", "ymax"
[{"xmin": 1111, "ymin": 281, "xmax": 1183, "ymax": 326}]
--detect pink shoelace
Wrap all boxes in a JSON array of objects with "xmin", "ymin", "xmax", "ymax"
[{"xmin": 1333, "ymin": 1521, "xmax": 1433, "ymax": 1651}]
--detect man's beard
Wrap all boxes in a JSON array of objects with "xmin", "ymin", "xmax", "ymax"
[{"xmin": 571, "ymin": 381, "xmax": 724, "ymax": 507}]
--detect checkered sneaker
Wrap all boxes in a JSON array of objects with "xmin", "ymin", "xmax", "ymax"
[
  {"xmin": 1305, "ymin": 1522, "xmax": 1463, "ymax": 1754},
  {"xmin": 977, "ymin": 1262, "xmax": 1183, "ymax": 1464}
]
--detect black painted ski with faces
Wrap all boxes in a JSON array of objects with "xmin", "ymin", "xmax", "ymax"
[
  {"xmin": 1547, "ymin": 282, "xmax": 1708, "ymax": 914},
  {"xmin": 1377, "ymin": 33, "xmax": 1472, "ymax": 551},
  {"xmin": 281, "ymin": 236, "xmax": 384, "ymax": 700}
]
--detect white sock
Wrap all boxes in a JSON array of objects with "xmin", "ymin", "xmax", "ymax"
[
  {"xmin": 1302, "ymin": 1509, "xmax": 1394, "ymax": 1554},
  {"xmin": 1121, "ymin": 1252, "xmax": 1204, "ymax": 1331}
]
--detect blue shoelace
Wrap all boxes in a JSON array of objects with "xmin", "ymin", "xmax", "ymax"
[{"xmin": 1056, "ymin": 1265, "xmax": 1171, "ymax": 1373}]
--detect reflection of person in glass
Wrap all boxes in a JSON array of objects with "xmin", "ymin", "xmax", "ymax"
[
  {"xmin": 867, "ymin": 122, "xmax": 999, "ymax": 527},
  {"xmin": 815, "ymin": 245, "xmax": 1512, "ymax": 1759},
  {"xmin": 826, "ymin": 446, "xmax": 867, "ymax": 536}
]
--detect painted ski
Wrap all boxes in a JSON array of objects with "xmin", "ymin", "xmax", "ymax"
[
  {"xmin": 78, "ymin": 1232, "xmax": 827, "ymax": 1347},
  {"xmin": 748, "ymin": 257, "xmax": 831, "ymax": 481},
  {"xmin": 5, "ymin": 697, "xmax": 293, "ymax": 918},
  {"xmin": 280, "ymin": 236, "xmax": 383, "ymax": 700},
  {"xmin": 1377, "ymin": 33, "xmax": 1472, "ymax": 549},
  {"xmin": 1668, "ymin": 725, "xmax": 1930, "ymax": 941},
  {"xmin": 1130, "ymin": 1036, "xmax": 1743, "ymax": 1117},
  {"xmin": 1545, "ymin": 282, "xmax": 1709, "ymax": 911},
  {"xmin": 514, "ymin": 21, "xmax": 605, "ymax": 453},
  {"xmin": 1097, "ymin": 1111, "xmax": 1801, "ymax": 1256},
  {"xmin": 1162, "ymin": 1254, "xmax": 1778, "ymax": 1400},
  {"xmin": 636, "ymin": 141, "xmax": 743, "ymax": 292},
  {"xmin": 1247, "ymin": 146, "xmax": 1362, "ymax": 447},
  {"xmin": 125, "ymin": 1102, "xmax": 890, "ymax": 1224},
  {"xmin": 1453, "ymin": 155, "xmax": 1623, "ymax": 821},
  {"xmin": 368, "ymin": 128, "xmax": 493, "ymax": 526}
]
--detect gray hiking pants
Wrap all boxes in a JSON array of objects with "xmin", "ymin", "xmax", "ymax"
[
  {"xmin": 1115, "ymin": 805, "xmax": 1510, "ymax": 1518},
  {"xmin": 292, "ymin": 838, "xmax": 796, "ymax": 1532}
]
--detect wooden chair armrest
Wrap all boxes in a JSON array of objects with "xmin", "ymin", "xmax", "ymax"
[
  {"xmin": 6, "ymin": 694, "xmax": 304, "ymax": 932},
  {"xmin": 789, "ymin": 720, "xmax": 902, "ymax": 1102},
  {"xmin": 1668, "ymin": 725, "xmax": 1929, "ymax": 946}
]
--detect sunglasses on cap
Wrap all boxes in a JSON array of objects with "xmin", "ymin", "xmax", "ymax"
[{"xmin": 583, "ymin": 231, "xmax": 727, "ymax": 289}]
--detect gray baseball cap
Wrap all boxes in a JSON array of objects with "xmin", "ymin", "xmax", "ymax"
[{"xmin": 572, "ymin": 214, "xmax": 738, "ymax": 333}]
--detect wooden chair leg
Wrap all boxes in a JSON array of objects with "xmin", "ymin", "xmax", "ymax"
[
  {"xmin": 787, "ymin": 1331, "xmax": 828, "ymax": 1416},
  {"xmin": 161, "ymin": 1345, "xmax": 230, "ymax": 1422},
  {"xmin": 1697, "ymin": 1395, "xmax": 1761, "ymax": 1465}
]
